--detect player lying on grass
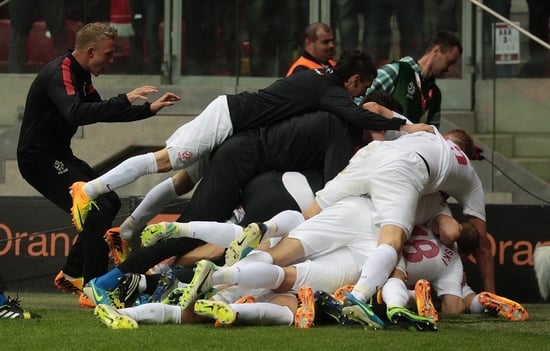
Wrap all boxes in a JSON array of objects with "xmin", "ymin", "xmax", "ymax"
[
  {"xmin": 314, "ymin": 224, "xmax": 528, "ymax": 328},
  {"xmin": 93, "ymin": 283, "xmax": 317, "ymax": 329},
  {"xmin": 81, "ymin": 170, "xmax": 315, "ymax": 307},
  {"xmin": 93, "ymin": 192, "xmax": 453, "ymax": 330},
  {"xmin": 379, "ymin": 219, "xmax": 529, "ymax": 323},
  {"xmin": 137, "ymin": 193, "xmax": 476, "ymax": 331},
  {"xmin": 94, "ymin": 200, "xmax": 378, "ymax": 330}
]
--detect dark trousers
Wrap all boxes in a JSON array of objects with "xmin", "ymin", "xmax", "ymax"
[
  {"xmin": 128, "ymin": 0, "xmax": 163, "ymax": 74},
  {"xmin": 523, "ymin": 0, "xmax": 550, "ymax": 77},
  {"xmin": 246, "ymin": 0, "xmax": 301, "ymax": 76},
  {"xmin": 0, "ymin": 272, "xmax": 7, "ymax": 293},
  {"xmin": 18, "ymin": 154, "xmax": 120, "ymax": 284}
]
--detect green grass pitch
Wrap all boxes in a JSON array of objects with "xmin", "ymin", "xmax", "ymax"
[{"xmin": 1, "ymin": 293, "xmax": 549, "ymax": 351}]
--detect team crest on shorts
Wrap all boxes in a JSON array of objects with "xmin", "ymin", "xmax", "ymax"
[{"xmin": 177, "ymin": 150, "xmax": 193, "ymax": 162}]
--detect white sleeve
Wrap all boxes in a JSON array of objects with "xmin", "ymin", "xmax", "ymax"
[
  {"xmin": 454, "ymin": 177, "xmax": 486, "ymax": 222},
  {"xmin": 315, "ymin": 153, "xmax": 372, "ymax": 209}
]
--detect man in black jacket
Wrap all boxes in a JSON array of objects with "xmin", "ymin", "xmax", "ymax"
[{"xmin": 16, "ymin": 22, "xmax": 179, "ymax": 306}]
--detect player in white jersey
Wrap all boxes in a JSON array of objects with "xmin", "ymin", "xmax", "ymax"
[
  {"xmin": 139, "ymin": 192, "xmax": 451, "ymax": 330},
  {"xmin": 93, "ymin": 190, "xmax": 455, "ymax": 330},
  {"xmin": 403, "ymin": 221, "xmax": 466, "ymax": 301},
  {"xmin": 301, "ymin": 127, "xmax": 491, "ymax": 327},
  {"xmin": 94, "ymin": 283, "xmax": 307, "ymax": 329},
  {"xmin": 381, "ymin": 215, "xmax": 468, "ymax": 325},
  {"xmin": 140, "ymin": 196, "xmax": 383, "ymax": 298},
  {"xmin": 382, "ymin": 220, "xmax": 529, "ymax": 323},
  {"xmin": 185, "ymin": 196, "xmax": 381, "ymax": 295},
  {"xmin": 92, "ymin": 197, "xmax": 377, "ymax": 330}
]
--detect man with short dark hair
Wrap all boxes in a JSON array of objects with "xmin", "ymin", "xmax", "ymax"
[
  {"xmin": 286, "ymin": 22, "xmax": 336, "ymax": 76},
  {"xmin": 367, "ymin": 31, "xmax": 463, "ymax": 127}
]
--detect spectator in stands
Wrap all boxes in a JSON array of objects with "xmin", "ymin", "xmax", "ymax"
[
  {"xmin": 424, "ymin": 0, "xmax": 460, "ymax": 38},
  {"xmin": 184, "ymin": 1, "xmax": 236, "ymax": 75},
  {"xmin": 520, "ymin": 0, "xmax": 550, "ymax": 78},
  {"xmin": 335, "ymin": 0, "xmax": 425, "ymax": 67},
  {"xmin": 128, "ymin": 0, "xmax": 163, "ymax": 74},
  {"xmin": 246, "ymin": 0, "xmax": 305, "ymax": 76},
  {"xmin": 334, "ymin": 0, "xmax": 367, "ymax": 52},
  {"xmin": 81, "ymin": 0, "xmax": 111, "ymax": 24},
  {"xmin": 8, "ymin": 0, "xmax": 67, "ymax": 73},
  {"xmin": 286, "ymin": 22, "xmax": 336, "ymax": 76}
]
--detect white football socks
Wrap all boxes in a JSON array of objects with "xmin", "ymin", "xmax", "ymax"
[
  {"xmin": 233, "ymin": 250, "xmax": 273, "ymax": 267},
  {"xmin": 118, "ymin": 303, "xmax": 182, "ymax": 324},
  {"xmin": 120, "ymin": 177, "xmax": 178, "ymax": 240},
  {"xmin": 84, "ymin": 152, "xmax": 158, "ymax": 199},
  {"xmin": 469, "ymin": 294, "xmax": 484, "ymax": 314},
  {"xmin": 381, "ymin": 277, "xmax": 409, "ymax": 308},
  {"xmin": 186, "ymin": 221, "xmax": 242, "ymax": 247},
  {"xmin": 263, "ymin": 210, "xmax": 304, "ymax": 238},
  {"xmin": 214, "ymin": 262, "xmax": 284, "ymax": 289},
  {"xmin": 231, "ymin": 302, "xmax": 293, "ymax": 326},
  {"xmin": 351, "ymin": 244, "xmax": 398, "ymax": 302}
]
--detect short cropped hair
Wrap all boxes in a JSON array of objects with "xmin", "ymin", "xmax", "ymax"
[
  {"xmin": 334, "ymin": 49, "xmax": 376, "ymax": 82},
  {"xmin": 304, "ymin": 22, "xmax": 332, "ymax": 42},
  {"xmin": 426, "ymin": 31, "xmax": 463, "ymax": 55},
  {"xmin": 446, "ymin": 129, "xmax": 475, "ymax": 159},
  {"xmin": 75, "ymin": 22, "xmax": 118, "ymax": 51}
]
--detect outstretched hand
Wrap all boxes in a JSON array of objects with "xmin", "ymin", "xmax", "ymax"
[
  {"xmin": 150, "ymin": 92, "xmax": 181, "ymax": 113},
  {"xmin": 126, "ymin": 85, "xmax": 159, "ymax": 103}
]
